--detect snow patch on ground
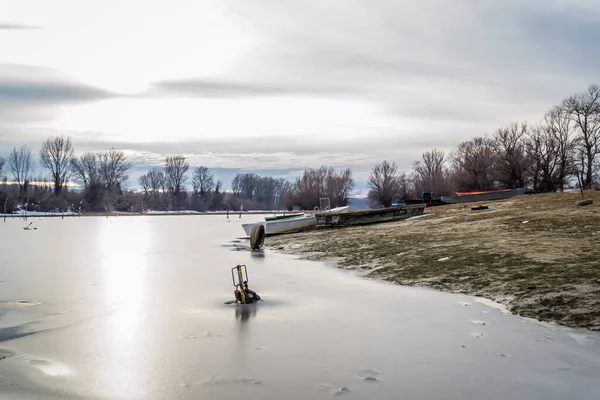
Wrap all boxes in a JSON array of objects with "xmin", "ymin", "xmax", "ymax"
[{"xmin": 406, "ymin": 213, "xmax": 434, "ymax": 221}]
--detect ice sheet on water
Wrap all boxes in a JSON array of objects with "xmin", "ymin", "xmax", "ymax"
[{"xmin": 568, "ymin": 333, "xmax": 594, "ymax": 346}]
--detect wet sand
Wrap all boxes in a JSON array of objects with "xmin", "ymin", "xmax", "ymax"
[
  {"xmin": 268, "ymin": 191, "xmax": 600, "ymax": 331},
  {"xmin": 0, "ymin": 215, "xmax": 599, "ymax": 399}
]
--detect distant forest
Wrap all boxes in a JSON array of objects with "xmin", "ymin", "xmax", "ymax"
[{"xmin": 1, "ymin": 84, "xmax": 599, "ymax": 213}]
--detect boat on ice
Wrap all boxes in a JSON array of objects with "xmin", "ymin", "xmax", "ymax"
[
  {"xmin": 241, "ymin": 213, "xmax": 318, "ymax": 237},
  {"xmin": 241, "ymin": 206, "xmax": 348, "ymax": 237},
  {"xmin": 440, "ymin": 188, "xmax": 526, "ymax": 204}
]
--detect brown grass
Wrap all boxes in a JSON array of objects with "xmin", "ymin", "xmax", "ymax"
[{"xmin": 267, "ymin": 191, "xmax": 600, "ymax": 331}]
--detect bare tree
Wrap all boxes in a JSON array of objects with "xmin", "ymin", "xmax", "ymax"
[
  {"xmin": 451, "ymin": 138, "xmax": 497, "ymax": 191},
  {"xmin": 254, "ymin": 177, "xmax": 277, "ymax": 207},
  {"xmin": 562, "ymin": 84, "xmax": 600, "ymax": 189},
  {"xmin": 367, "ymin": 160, "xmax": 403, "ymax": 207},
  {"xmin": 70, "ymin": 153, "xmax": 100, "ymax": 190},
  {"xmin": 165, "ymin": 155, "xmax": 189, "ymax": 209},
  {"xmin": 231, "ymin": 173, "xmax": 259, "ymax": 199},
  {"xmin": 273, "ymin": 178, "xmax": 292, "ymax": 209},
  {"xmin": 8, "ymin": 145, "xmax": 35, "ymax": 192},
  {"xmin": 98, "ymin": 148, "xmax": 132, "ymax": 191},
  {"xmin": 138, "ymin": 167, "xmax": 166, "ymax": 210},
  {"xmin": 543, "ymin": 106, "xmax": 576, "ymax": 190},
  {"xmin": 525, "ymin": 125, "xmax": 559, "ymax": 192},
  {"xmin": 229, "ymin": 174, "xmax": 292, "ymax": 210},
  {"xmin": 0, "ymin": 156, "xmax": 5, "ymax": 178},
  {"xmin": 412, "ymin": 149, "xmax": 452, "ymax": 195},
  {"xmin": 211, "ymin": 179, "xmax": 225, "ymax": 209},
  {"xmin": 192, "ymin": 166, "xmax": 215, "ymax": 200},
  {"xmin": 147, "ymin": 167, "xmax": 166, "ymax": 194},
  {"xmin": 397, "ymin": 172, "xmax": 412, "ymax": 199},
  {"xmin": 493, "ymin": 122, "xmax": 529, "ymax": 189},
  {"xmin": 288, "ymin": 166, "xmax": 354, "ymax": 209},
  {"xmin": 138, "ymin": 173, "xmax": 151, "ymax": 196},
  {"xmin": 325, "ymin": 167, "xmax": 354, "ymax": 207},
  {"xmin": 39, "ymin": 135, "xmax": 74, "ymax": 194}
]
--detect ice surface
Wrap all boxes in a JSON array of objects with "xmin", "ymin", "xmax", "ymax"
[{"xmin": 0, "ymin": 215, "xmax": 598, "ymax": 400}]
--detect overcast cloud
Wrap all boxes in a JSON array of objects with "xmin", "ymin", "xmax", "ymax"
[{"xmin": 1, "ymin": 0, "xmax": 599, "ymax": 190}]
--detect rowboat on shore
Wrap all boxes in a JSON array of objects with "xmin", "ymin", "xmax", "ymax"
[
  {"xmin": 441, "ymin": 188, "xmax": 526, "ymax": 204},
  {"xmin": 327, "ymin": 206, "xmax": 350, "ymax": 212},
  {"xmin": 264, "ymin": 213, "xmax": 304, "ymax": 222},
  {"xmin": 241, "ymin": 213, "xmax": 317, "ymax": 237},
  {"xmin": 455, "ymin": 189, "xmax": 513, "ymax": 196}
]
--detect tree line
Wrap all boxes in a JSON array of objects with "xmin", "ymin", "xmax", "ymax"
[
  {"xmin": 367, "ymin": 83, "xmax": 600, "ymax": 206},
  {"xmin": 0, "ymin": 138, "xmax": 355, "ymax": 213},
  {"xmin": 1, "ymin": 83, "xmax": 598, "ymax": 212}
]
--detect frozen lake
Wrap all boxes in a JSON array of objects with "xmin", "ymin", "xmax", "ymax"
[{"xmin": 0, "ymin": 215, "xmax": 598, "ymax": 399}]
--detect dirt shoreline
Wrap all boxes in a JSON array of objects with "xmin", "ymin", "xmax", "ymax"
[{"xmin": 266, "ymin": 191, "xmax": 600, "ymax": 331}]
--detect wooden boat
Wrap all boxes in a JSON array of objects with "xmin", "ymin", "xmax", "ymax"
[
  {"xmin": 441, "ymin": 188, "xmax": 526, "ymax": 204},
  {"xmin": 456, "ymin": 189, "xmax": 512, "ymax": 196},
  {"xmin": 314, "ymin": 204, "xmax": 426, "ymax": 227},
  {"xmin": 242, "ymin": 214, "xmax": 317, "ymax": 237}
]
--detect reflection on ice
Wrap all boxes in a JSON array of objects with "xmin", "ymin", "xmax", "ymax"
[
  {"xmin": 235, "ymin": 305, "xmax": 258, "ymax": 322},
  {"xmin": 95, "ymin": 219, "xmax": 153, "ymax": 398},
  {"xmin": 28, "ymin": 359, "xmax": 73, "ymax": 377}
]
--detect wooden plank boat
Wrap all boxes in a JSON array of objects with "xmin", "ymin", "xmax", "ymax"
[
  {"xmin": 314, "ymin": 204, "xmax": 426, "ymax": 227},
  {"xmin": 455, "ymin": 189, "xmax": 512, "ymax": 196},
  {"xmin": 441, "ymin": 188, "xmax": 526, "ymax": 204}
]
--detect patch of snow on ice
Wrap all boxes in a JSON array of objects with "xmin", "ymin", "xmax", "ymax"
[
  {"xmin": 28, "ymin": 359, "xmax": 73, "ymax": 376},
  {"xmin": 472, "ymin": 297, "xmax": 511, "ymax": 315},
  {"xmin": 568, "ymin": 333, "xmax": 594, "ymax": 346}
]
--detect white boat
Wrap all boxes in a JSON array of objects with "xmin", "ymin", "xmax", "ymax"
[
  {"xmin": 241, "ymin": 214, "xmax": 317, "ymax": 237},
  {"xmin": 326, "ymin": 206, "xmax": 350, "ymax": 212}
]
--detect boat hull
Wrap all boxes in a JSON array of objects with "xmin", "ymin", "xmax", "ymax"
[
  {"xmin": 441, "ymin": 188, "xmax": 526, "ymax": 204},
  {"xmin": 242, "ymin": 215, "xmax": 317, "ymax": 237},
  {"xmin": 264, "ymin": 213, "xmax": 304, "ymax": 222}
]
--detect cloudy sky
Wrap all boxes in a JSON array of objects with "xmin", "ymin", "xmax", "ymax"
[{"xmin": 1, "ymin": 0, "xmax": 599, "ymax": 193}]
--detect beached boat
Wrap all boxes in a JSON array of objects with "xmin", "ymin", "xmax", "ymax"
[
  {"xmin": 455, "ymin": 189, "xmax": 512, "ymax": 196},
  {"xmin": 264, "ymin": 213, "xmax": 304, "ymax": 222},
  {"xmin": 441, "ymin": 188, "xmax": 526, "ymax": 204},
  {"xmin": 241, "ymin": 214, "xmax": 317, "ymax": 237},
  {"xmin": 327, "ymin": 206, "xmax": 350, "ymax": 212}
]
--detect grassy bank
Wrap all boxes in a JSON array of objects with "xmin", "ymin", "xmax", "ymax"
[{"xmin": 267, "ymin": 191, "xmax": 600, "ymax": 331}]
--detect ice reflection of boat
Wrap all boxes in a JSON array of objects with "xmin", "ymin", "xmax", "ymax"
[{"xmin": 241, "ymin": 213, "xmax": 317, "ymax": 237}]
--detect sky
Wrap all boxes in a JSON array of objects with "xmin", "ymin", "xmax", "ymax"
[{"xmin": 1, "ymin": 0, "xmax": 599, "ymax": 194}]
